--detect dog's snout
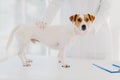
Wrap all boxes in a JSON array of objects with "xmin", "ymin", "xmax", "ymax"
[{"xmin": 81, "ymin": 24, "xmax": 86, "ymax": 31}]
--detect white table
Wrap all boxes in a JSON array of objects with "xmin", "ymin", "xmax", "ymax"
[{"xmin": 0, "ymin": 55, "xmax": 120, "ymax": 80}]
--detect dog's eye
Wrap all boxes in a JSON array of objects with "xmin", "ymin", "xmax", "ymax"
[
  {"xmin": 78, "ymin": 18, "xmax": 82, "ymax": 22},
  {"xmin": 85, "ymin": 18, "xmax": 89, "ymax": 22}
]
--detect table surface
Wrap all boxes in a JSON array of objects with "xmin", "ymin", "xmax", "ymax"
[{"xmin": 0, "ymin": 55, "xmax": 120, "ymax": 80}]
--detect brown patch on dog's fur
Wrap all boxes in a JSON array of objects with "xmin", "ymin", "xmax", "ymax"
[
  {"xmin": 69, "ymin": 14, "xmax": 79, "ymax": 22},
  {"xmin": 87, "ymin": 14, "xmax": 95, "ymax": 22},
  {"xmin": 69, "ymin": 16, "xmax": 74, "ymax": 22},
  {"xmin": 69, "ymin": 13, "xmax": 95, "ymax": 28},
  {"xmin": 75, "ymin": 15, "xmax": 82, "ymax": 27},
  {"xmin": 69, "ymin": 14, "xmax": 81, "ymax": 27},
  {"xmin": 84, "ymin": 15, "xmax": 89, "ymax": 22},
  {"xmin": 84, "ymin": 14, "xmax": 95, "ymax": 26},
  {"xmin": 74, "ymin": 14, "xmax": 78, "ymax": 21},
  {"xmin": 84, "ymin": 14, "xmax": 91, "ymax": 26}
]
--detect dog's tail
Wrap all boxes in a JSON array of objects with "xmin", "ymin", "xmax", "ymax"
[
  {"xmin": 0, "ymin": 26, "xmax": 20, "ymax": 62},
  {"xmin": 6, "ymin": 26, "xmax": 20, "ymax": 50}
]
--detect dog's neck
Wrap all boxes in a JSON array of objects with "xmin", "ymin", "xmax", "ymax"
[{"xmin": 73, "ymin": 27, "xmax": 81, "ymax": 35}]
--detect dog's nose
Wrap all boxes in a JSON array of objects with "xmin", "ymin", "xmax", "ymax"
[{"xmin": 81, "ymin": 24, "xmax": 86, "ymax": 31}]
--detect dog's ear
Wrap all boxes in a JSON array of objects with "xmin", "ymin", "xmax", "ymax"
[
  {"xmin": 69, "ymin": 14, "xmax": 79, "ymax": 22},
  {"xmin": 69, "ymin": 15, "xmax": 74, "ymax": 22},
  {"xmin": 88, "ymin": 13, "xmax": 95, "ymax": 22}
]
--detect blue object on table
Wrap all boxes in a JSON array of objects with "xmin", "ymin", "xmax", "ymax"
[
  {"xmin": 112, "ymin": 64, "xmax": 120, "ymax": 68},
  {"xmin": 93, "ymin": 64, "xmax": 120, "ymax": 73}
]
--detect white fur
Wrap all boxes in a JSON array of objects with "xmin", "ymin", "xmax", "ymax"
[
  {"xmin": 6, "ymin": 24, "xmax": 79, "ymax": 67},
  {"xmin": 6, "ymin": 13, "xmax": 95, "ymax": 67}
]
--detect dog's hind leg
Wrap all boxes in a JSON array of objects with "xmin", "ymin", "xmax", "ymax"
[{"xmin": 18, "ymin": 43, "xmax": 31, "ymax": 67}]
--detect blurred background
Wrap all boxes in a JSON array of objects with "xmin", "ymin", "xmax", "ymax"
[{"xmin": 0, "ymin": 0, "xmax": 120, "ymax": 60}]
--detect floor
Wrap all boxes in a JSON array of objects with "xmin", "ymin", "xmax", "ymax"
[{"xmin": 0, "ymin": 55, "xmax": 120, "ymax": 80}]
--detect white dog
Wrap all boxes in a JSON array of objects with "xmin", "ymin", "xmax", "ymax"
[{"xmin": 6, "ymin": 14, "xmax": 95, "ymax": 68}]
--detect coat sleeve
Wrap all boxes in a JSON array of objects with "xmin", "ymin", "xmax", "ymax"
[
  {"xmin": 91, "ymin": 0, "xmax": 111, "ymax": 33},
  {"xmin": 42, "ymin": 0, "xmax": 65, "ymax": 24}
]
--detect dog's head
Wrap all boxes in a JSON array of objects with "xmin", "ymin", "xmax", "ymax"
[{"xmin": 69, "ymin": 13, "xmax": 95, "ymax": 31}]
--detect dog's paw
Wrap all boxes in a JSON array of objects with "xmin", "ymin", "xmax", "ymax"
[
  {"xmin": 62, "ymin": 64, "xmax": 70, "ymax": 68},
  {"xmin": 23, "ymin": 63, "xmax": 31, "ymax": 67}
]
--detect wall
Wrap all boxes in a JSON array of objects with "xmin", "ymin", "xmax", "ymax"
[
  {"xmin": 110, "ymin": 0, "xmax": 120, "ymax": 60},
  {"xmin": 0, "ymin": 0, "xmax": 120, "ymax": 60}
]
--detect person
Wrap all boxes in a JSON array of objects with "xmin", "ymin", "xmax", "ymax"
[
  {"xmin": 38, "ymin": 0, "xmax": 113, "ymax": 59},
  {"xmin": 41, "ymin": 0, "xmax": 110, "ymax": 32}
]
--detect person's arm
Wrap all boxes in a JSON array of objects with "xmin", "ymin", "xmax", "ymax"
[
  {"xmin": 90, "ymin": 0, "xmax": 111, "ymax": 33},
  {"xmin": 41, "ymin": 0, "xmax": 65, "ymax": 24}
]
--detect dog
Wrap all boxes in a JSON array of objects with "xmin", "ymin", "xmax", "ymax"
[{"xmin": 6, "ymin": 13, "xmax": 95, "ymax": 68}]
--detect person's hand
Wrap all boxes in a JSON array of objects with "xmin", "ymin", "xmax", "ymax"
[{"xmin": 35, "ymin": 21, "xmax": 47, "ymax": 29}]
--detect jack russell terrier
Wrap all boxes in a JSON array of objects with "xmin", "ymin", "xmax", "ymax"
[{"xmin": 6, "ymin": 13, "xmax": 95, "ymax": 68}]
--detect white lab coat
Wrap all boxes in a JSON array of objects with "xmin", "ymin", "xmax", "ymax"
[{"xmin": 42, "ymin": 0, "xmax": 113, "ymax": 60}]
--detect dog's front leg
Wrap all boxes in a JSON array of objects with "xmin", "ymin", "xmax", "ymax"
[{"xmin": 58, "ymin": 48, "xmax": 70, "ymax": 68}]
